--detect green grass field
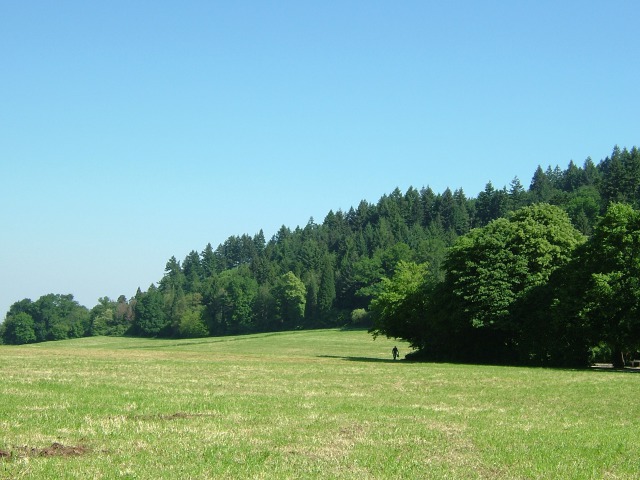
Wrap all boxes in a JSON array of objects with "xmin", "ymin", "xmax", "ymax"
[{"xmin": 0, "ymin": 329, "xmax": 638, "ymax": 479}]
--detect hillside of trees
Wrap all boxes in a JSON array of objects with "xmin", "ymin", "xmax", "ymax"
[{"xmin": 2, "ymin": 146, "xmax": 640, "ymax": 367}]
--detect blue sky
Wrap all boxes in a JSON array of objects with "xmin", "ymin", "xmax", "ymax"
[{"xmin": 1, "ymin": 1, "xmax": 639, "ymax": 318}]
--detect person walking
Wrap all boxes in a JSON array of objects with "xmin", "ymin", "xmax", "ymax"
[{"xmin": 392, "ymin": 346, "xmax": 399, "ymax": 360}]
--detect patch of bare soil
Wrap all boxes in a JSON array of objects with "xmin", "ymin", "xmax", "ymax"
[
  {"xmin": 35, "ymin": 443, "xmax": 89, "ymax": 457},
  {"xmin": 159, "ymin": 412, "xmax": 193, "ymax": 420},
  {"xmin": 133, "ymin": 411, "xmax": 216, "ymax": 421},
  {"xmin": 4, "ymin": 443, "xmax": 91, "ymax": 459}
]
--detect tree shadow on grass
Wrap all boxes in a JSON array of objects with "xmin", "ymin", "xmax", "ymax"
[
  {"xmin": 588, "ymin": 364, "xmax": 640, "ymax": 374},
  {"xmin": 318, "ymin": 355, "xmax": 402, "ymax": 364}
]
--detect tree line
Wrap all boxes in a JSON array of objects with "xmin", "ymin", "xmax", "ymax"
[{"xmin": 2, "ymin": 146, "xmax": 639, "ymax": 366}]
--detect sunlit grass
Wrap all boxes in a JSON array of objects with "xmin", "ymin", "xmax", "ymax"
[{"xmin": 0, "ymin": 330, "xmax": 638, "ymax": 479}]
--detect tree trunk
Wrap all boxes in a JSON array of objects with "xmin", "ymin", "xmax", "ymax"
[{"xmin": 611, "ymin": 349, "xmax": 625, "ymax": 369}]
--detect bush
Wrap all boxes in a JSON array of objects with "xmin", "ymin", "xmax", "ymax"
[{"xmin": 350, "ymin": 308, "xmax": 371, "ymax": 327}]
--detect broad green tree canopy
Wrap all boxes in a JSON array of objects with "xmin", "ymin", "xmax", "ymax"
[
  {"xmin": 444, "ymin": 204, "xmax": 585, "ymax": 332},
  {"xmin": 577, "ymin": 203, "xmax": 640, "ymax": 366}
]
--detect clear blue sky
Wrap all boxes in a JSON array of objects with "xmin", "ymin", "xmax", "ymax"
[{"xmin": 1, "ymin": 1, "xmax": 639, "ymax": 318}]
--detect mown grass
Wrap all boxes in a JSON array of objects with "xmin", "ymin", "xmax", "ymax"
[{"xmin": 0, "ymin": 329, "xmax": 638, "ymax": 479}]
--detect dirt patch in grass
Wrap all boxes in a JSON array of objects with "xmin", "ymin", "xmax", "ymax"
[
  {"xmin": 133, "ymin": 412, "xmax": 217, "ymax": 421},
  {"xmin": 2, "ymin": 443, "xmax": 91, "ymax": 459},
  {"xmin": 36, "ymin": 443, "xmax": 89, "ymax": 457},
  {"xmin": 158, "ymin": 412, "xmax": 199, "ymax": 420}
]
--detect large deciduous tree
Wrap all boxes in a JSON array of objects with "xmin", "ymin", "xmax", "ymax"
[
  {"xmin": 1, "ymin": 312, "xmax": 37, "ymax": 344},
  {"xmin": 441, "ymin": 204, "xmax": 585, "ymax": 362},
  {"xmin": 575, "ymin": 203, "xmax": 640, "ymax": 367},
  {"xmin": 274, "ymin": 271, "xmax": 306, "ymax": 329},
  {"xmin": 369, "ymin": 261, "xmax": 430, "ymax": 350}
]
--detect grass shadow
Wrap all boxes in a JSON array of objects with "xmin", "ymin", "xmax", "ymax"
[
  {"xmin": 588, "ymin": 365, "xmax": 640, "ymax": 374},
  {"xmin": 318, "ymin": 355, "xmax": 401, "ymax": 364}
]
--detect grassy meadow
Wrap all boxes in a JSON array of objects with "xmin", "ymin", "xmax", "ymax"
[{"xmin": 0, "ymin": 329, "xmax": 638, "ymax": 479}]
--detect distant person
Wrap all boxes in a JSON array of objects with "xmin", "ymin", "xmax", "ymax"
[{"xmin": 392, "ymin": 346, "xmax": 399, "ymax": 360}]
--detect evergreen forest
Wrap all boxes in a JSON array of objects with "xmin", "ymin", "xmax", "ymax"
[{"xmin": 3, "ymin": 146, "xmax": 640, "ymax": 368}]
